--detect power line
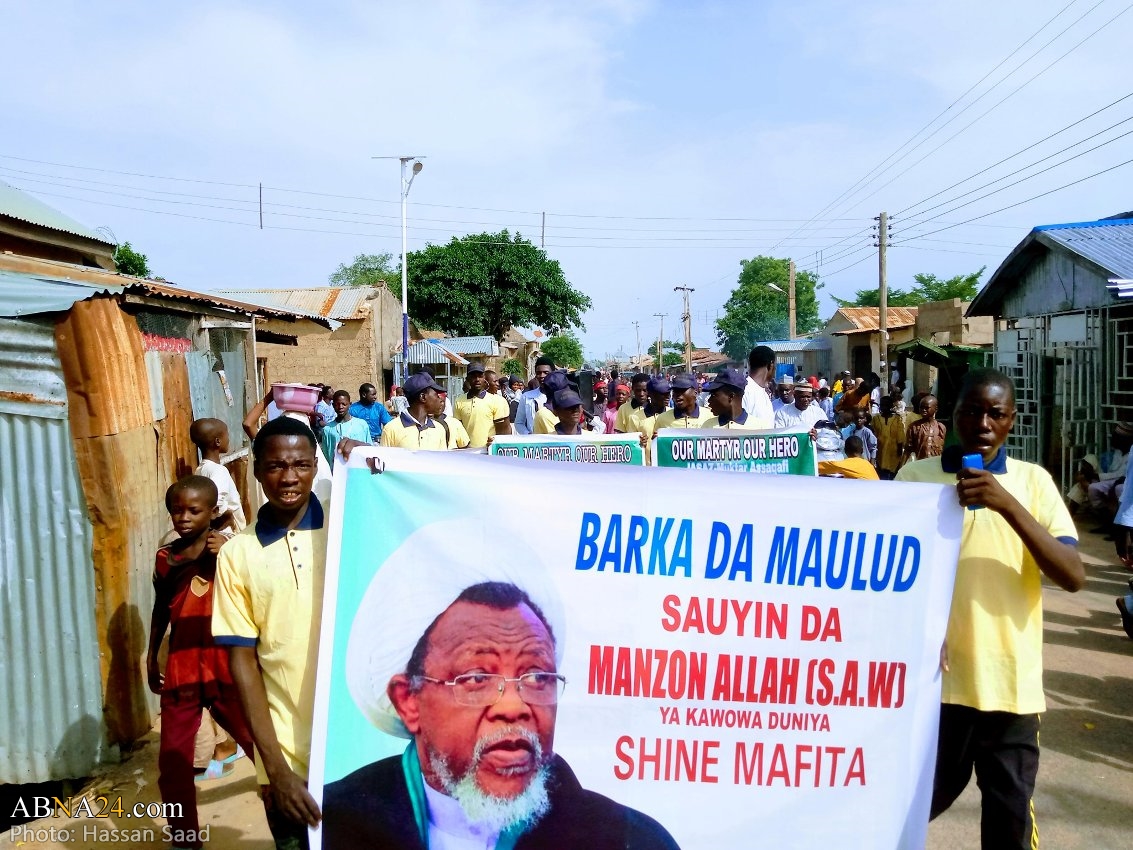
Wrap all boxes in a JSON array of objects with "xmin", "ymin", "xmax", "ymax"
[
  {"xmin": 769, "ymin": 0, "xmax": 1087, "ymax": 251},
  {"xmin": 0, "ymin": 152, "xmax": 867, "ymax": 226},
  {"xmin": 893, "ymin": 155, "xmax": 1133, "ymax": 243},
  {"xmin": 848, "ymin": 2, "xmax": 1133, "ymax": 214},
  {"xmin": 0, "ymin": 162, "xmax": 876, "ymax": 235},
  {"xmin": 893, "ymin": 129, "xmax": 1133, "ymax": 237},
  {"xmin": 895, "ymin": 89, "xmax": 1133, "ymax": 218}
]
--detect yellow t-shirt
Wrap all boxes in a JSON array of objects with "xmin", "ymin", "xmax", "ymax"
[
  {"xmin": 654, "ymin": 405, "xmax": 713, "ymax": 431},
  {"xmin": 442, "ymin": 416, "xmax": 470, "ymax": 448},
  {"xmin": 818, "ymin": 457, "xmax": 879, "ymax": 479},
  {"xmin": 615, "ymin": 401, "xmax": 649, "ymax": 434},
  {"xmin": 379, "ymin": 414, "xmax": 449, "ymax": 451},
  {"xmin": 896, "ymin": 455, "xmax": 1077, "ymax": 714},
  {"xmin": 212, "ymin": 497, "xmax": 328, "ymax": 783},
  {"xmin": 701, "ymin": 414, "xmax": 771, "ymax": 430},
  {"xmin": 533, "ymin": 406, "xmax": 559, "ymax": 435},
  {"xmin": 871, "ymin": 413, "xmax": 906, "ymax": 472},
  {"xmin": 453, "ymin": 392, "xmax": 509, "ymax": 447}
]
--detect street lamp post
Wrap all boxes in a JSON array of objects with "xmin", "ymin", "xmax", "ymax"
[{"xmin": 375, "ymin": 155, "xmax": 425, "ymax": 385}]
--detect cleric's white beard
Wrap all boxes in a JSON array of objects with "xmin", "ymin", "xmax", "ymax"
[{"xmin": 427, "ymin": 728, "xmax": 551, "ymax": 834}]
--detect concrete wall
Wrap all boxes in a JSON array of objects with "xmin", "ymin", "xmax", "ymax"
[
  {"xmin": 915, "ymin": 299, "xmax": 995, "ymax": 346},
  {"xmin": 910, "ymin": 300, "xmax": 995, "ymax": 396},
  {"xmin": 257, "ymin": 316, "xmax": 377, "ymax": 397}
]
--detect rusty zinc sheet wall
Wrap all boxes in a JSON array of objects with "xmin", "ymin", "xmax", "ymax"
[
  {"xmin": 55, "ymin": 297, "xmax": 164, "ymax": 745},
  {"xmin": 0, "ymin": 316, "xmax": 105, "ymax": 782}
]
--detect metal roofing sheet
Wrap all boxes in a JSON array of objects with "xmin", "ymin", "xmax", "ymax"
[
  {"xmin": 832, "ymin": 307, "xmax": 919, "ymax": 331},
  {"xmin": 0, "ymin": 268, "xmax": 124, "ymax": 318},
  {"xmin": 0, "ymin": 258, "xmax": 338, "ymax": 327},
  {"xmin": 433, "ymin": 335, "xmax": 499, "ymax": 356},
  {"xmin": 130, "ymin": 280, "xmax": 339, "ymax": 329},
  {"xmin": 757, "ymin": 338, "xmax": 833, "ymax": 352},
  {"xmin": 397, "ymin": 339, "xmax": 469, "ymax": 366},
  {"xmin": 214, "ymin": 286, "xmax": 376, "ymax": 321},
  {"xmin": 0, "ymin": 318, "xmax": 105, "ymax": 782},
  {"xmin": 1034, "ymin": 219, "xmax": 1133, "ymax": 280},
  {"xmin": 0, "ymin": 179, "xmax": 114, "ymax": 245}
]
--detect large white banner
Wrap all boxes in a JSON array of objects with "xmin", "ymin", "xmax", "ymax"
[{"xmin": 310, "ymin": 449, "xmax": 962, "ymax": 849}]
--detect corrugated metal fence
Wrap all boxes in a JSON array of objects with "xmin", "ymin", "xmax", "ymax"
[{"xmin": 0, "ymin": 317, "xmax": 104, "ymax": 782}]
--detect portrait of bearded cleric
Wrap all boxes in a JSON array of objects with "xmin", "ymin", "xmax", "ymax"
[{"xmin": 319, "ymin": 521, "xmax": 680, "ymax": 850}]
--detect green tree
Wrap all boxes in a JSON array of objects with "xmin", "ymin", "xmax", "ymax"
[
  {"xmin": 407, "ymin": 231, "xmax": 590, "ymax": 340},
  {"xmin": 329, "ymin": 252, "xmax": 398, "ymax": 287},
  {"xmin": 832, "ymin": 287, "xmax": 921, "ymax": 308},
  {"xmin": 648, "ymin": 339, "xmax": 687, "ymax": 368},
  {"xmin": 113, "ymin": 241, "xmax": 151, "ymax": 277},
  {"xmin": 540, "ymin": 331, "xmax": 584, "ymax": 369},
  {"xmin": 715, "ymin": 256, "xmax": 822, "ymax": 361},
  {"xmin": 501, "ymin": 357, "xmax": 526, "ymax": 379},
  {"xmin": 831, "ymin": 267, "xmax": 985, "ymax": 307},
  {"xmin": 911, "ymin": 267, "xmax": 985, "ymax": 302}
]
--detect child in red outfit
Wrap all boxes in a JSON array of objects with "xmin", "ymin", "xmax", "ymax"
[{"xmin": 147, "ymin": 476, "xmax": 254, "ymax": 850}]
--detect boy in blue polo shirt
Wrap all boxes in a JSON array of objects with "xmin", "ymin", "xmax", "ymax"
[{"xmin": 897, "ymin": 369, "xmax": 1084, "ymax": 849}]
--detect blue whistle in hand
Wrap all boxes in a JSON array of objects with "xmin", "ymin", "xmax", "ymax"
[{"xmin": 961, "ymin": 453, "xmax": 984, "ymax": 511}]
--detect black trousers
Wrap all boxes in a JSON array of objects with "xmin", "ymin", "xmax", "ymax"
[{"xmin": 930, "ymin": 703, "xmax": 1040, "ymax": 850}]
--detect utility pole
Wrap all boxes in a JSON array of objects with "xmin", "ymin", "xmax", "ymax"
[
  {"xmin": 653, "ymin": 313, "xmax": 665, "ymax": 374},
  {"xmin": 876, "ymin": 211, "xmax": 889, "ymax": 385},
  {"xmin": 674, "ymin": 285, "xmax": 695, "ymax": 373},
  {"xmin": 632, "ymin": 320, "xmax": 642, "ymax": 372},
  {"xmin": 541, "ymin": 211, "xmax": 546, "ymax": 249},
  {"xmin": 787, "ymin": 261, "xmax": 796, "ymax": 340}
]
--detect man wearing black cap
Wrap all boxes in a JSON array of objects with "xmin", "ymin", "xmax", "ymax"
[
  {"xmin": 380, "ymin": 373, "xmax": 454, "ymax": 451},
  {"xmin": 515, "ymin": 356, "xmax": 555, "ymax": 435},
  {"xmin": 702, "ymin": 368, "xmax": 771, "ymax": 430},
  {"xmin": 454, "ymin": 361, "xmax": 511, "ymax": 448},
  {"xmin": 654, "ymin": 373, "xmax": 712, "ymax": 432}
]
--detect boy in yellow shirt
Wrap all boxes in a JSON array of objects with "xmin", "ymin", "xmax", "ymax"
[
  {"xmin": 379, "ymin": 372, "xmax": 452, "ymax": 451},
  {"xmin": 654, "ymin": 373, "xmax": 712, "ymax": 431},
  {"xmin": 897, "ymin": 369, "xmax": 1083, "ymax": 849}
]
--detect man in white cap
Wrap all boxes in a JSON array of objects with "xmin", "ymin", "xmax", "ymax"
[
  {"xmin": 320, "ymin": 526, "xmax": 680, "ymax": 850},
  {"xmin": 773, "ymin": 377, "xmax": 828, "ymax": 436}
]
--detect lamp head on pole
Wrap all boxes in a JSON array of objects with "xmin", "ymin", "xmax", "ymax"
[{"xmin": 412, "ymin": 160, "xmax": 423, "ymax": 175}]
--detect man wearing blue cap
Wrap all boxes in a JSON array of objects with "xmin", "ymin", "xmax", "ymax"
[
  {"xmin": 702, "ymin": 368, "xmax": 771, "ymax": 430},
  {"xmin": 638, "ymin": 376, "xmax": 671, "ymax": 443},
  {"xmin": 654, "ymin": 374, "xmax": 712, "ymax": 432},
  {"xmin": 380, "ymin": 373, "xmax": 455, "ymax": 451},
  {"xmin": 549, "ymin": 388, "xmax": 592, "ymax": 435}
]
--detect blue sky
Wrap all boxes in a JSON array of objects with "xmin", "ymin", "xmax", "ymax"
[{"xmin": 2, "ymin": 0, "xmax": 1130, "ymax": 361}]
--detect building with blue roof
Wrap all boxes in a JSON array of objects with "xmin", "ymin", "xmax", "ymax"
[{"xmin": 967, "ymin": 212, "xmax": 1133, "ymax": 482}]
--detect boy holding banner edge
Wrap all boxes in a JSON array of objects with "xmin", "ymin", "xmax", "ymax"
[{"xmin": 896, "ymin": 368, "xmax": 1084, "ymax": 850}]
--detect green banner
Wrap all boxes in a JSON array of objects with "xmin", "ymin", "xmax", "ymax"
[
  {"xmin": 489, "ymin": 433, "xmax": 645, "ymax": 465},
  {"xmin": 652, "ymin": 428, "xmax": 817, "ymax": 475}
]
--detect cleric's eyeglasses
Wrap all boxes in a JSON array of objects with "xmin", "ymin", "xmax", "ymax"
[{"xmin": 416, "ymin": 672, "xmax": 567, "ymax": 706}]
